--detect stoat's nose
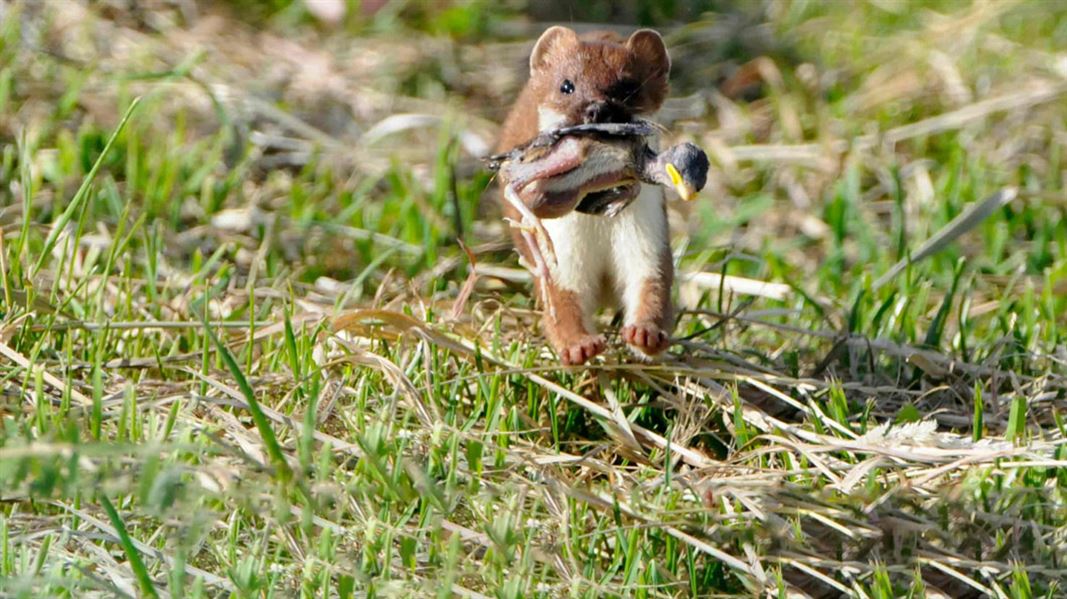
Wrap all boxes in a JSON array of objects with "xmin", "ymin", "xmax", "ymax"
[{"xmin": 583, "ymin": 101, "xmax": 629, "ymax": 124}]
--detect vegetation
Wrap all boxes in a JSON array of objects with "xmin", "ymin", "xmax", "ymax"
[{"xmin": 1, "ymin": 0, "xmax": 1065, "ymax": 596}]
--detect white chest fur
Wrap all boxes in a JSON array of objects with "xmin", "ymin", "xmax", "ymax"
[{"xmin": 541, "ymin": 183, "xmax": 669, "ymax": 316}]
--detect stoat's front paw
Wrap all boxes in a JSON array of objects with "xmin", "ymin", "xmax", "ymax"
[
  {"xmin": 621, "ymin": 322, "xmax": 670, "ymax": 356},
  {"xmin": 559, "ymin": 334, "xmax": 606, "ymax": 366}
]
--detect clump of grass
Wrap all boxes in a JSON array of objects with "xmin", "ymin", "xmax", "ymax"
[{"xmin": 0, "ymin": 1, "xmax": 1065, "ymax": 596}]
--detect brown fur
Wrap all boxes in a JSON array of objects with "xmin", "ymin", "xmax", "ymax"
[
  {"xmin": 620, "ymin": 247, "xmax": 674, "ymax": 356},
  {"xmin": 539, "ymin": 280, "xmax": 605, "ymax": 365}
]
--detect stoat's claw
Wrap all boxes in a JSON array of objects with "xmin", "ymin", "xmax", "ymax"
[
  {"xmin": 560, "ymin": 335, "xmax": 606, "ymax": 365},
  {"xmin": 621, "ymin": 322, "xmax": 670, "ymax": 356}
]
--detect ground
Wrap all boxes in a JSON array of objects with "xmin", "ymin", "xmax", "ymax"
[{"xmin": 0, "ymin": 0, "xmax": 1065, "ymax": 597}]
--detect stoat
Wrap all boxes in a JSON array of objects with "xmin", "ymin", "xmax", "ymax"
[{"xmin": 496, "ymin": 26, "xmax": 674, "ymax": 366}]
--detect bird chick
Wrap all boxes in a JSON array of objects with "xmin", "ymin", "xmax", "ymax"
[{"xmin": 493, "ymin": 126, "xmax": 709, "ymax": 218}]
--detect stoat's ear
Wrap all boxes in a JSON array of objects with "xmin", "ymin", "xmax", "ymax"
[
  {"xmin": 626, "ymin": 29, "xmax": 670, "ymax": 77},
  {"xmin": 530, "ymin": 26, "xmax": 579, "ymax": 74}
]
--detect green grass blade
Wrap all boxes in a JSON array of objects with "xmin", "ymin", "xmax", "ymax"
[
  {"xmin": 99, "ymin": 495, "xmax": 160, "ymax": 599},
  {"xmin": 923, "ymin": 258, "xmax": 965, "ymax": 348},
  {"xmin": 873, "ymin": 188, "xmax": 1016, "ymax": 290},
  {"xmin": 1007, "ymin": 395, "xmax": 1028, "ymax": 443},
  {"xmin": 32, "ymin": 96, "xmax": 142, "ymax": 276},
  {"xmin": 201, "ymin": 318, "xmax": 293, "ymax": 482}
]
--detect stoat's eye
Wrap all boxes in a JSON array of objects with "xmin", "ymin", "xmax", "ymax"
[{"xmin": 560, "ymin": 79, "xmax": 575, "ymax": 94}]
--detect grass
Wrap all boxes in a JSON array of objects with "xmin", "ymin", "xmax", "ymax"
[{"xmin": 1, "ymin": 0, "xmax": 1065, "ymax": 597}]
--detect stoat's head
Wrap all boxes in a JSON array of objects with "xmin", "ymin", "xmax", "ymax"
[{"xmin": 527, "ymin": 26, "xmax": 671, "ymax": 132}]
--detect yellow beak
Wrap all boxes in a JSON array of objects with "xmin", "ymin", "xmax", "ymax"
[{"xmin": 665, "ymin": 163, "xmax": 697, "ymax": 201}]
